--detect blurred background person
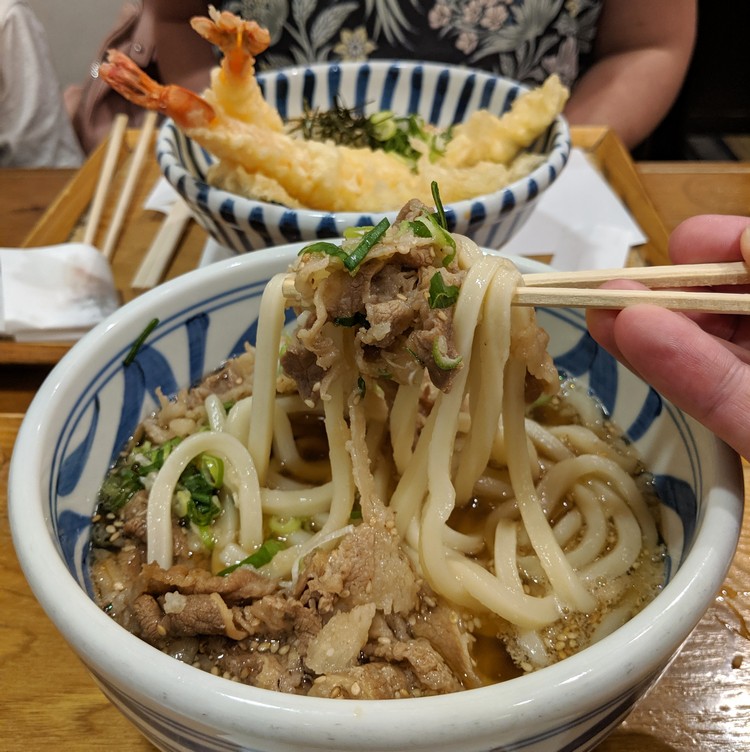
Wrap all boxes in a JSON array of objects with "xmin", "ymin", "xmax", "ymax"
[{"xmin": 0, "ymin": 0, "xmax": 83, "ymax": 167}]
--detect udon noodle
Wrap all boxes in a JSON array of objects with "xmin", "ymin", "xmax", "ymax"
[{"xmin": 90, "ymin": 198, "xmax": 665, "ymax": 697}]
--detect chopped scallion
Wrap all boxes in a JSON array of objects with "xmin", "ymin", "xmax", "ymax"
[
  {"xmin": 432, "ymin": 335, "xmax": 462, "ymax": 370},
  {"xmin": 428, "ymin": 271, "xmax": 460, "ymax": 309},
  {"xmin": 298, "ymin": 241, "xmax": 350, "ymax": 265},
  {"xmin": 123, "ymin": 318, "xmax": 159, "ymax": 367},
  {"xmin": 299, "ymin": 218, "xmax": 390, "ymax": 273},
  {"xmin": 218, "ymin": 539, "xmax": 286, "ymax": 575},
  {"xmin": 343, "ymin": 218, "xmax": 390, "ymax": 270}
]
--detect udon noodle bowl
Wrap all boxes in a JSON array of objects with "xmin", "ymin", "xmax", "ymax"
[{"xmin": 89, "ymin": 197, "xmax": 666, "ymax": 698}]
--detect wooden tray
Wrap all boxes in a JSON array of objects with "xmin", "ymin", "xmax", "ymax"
[{"xmin": 1, "ymin": 126, "xmax": 668, "ymax": 366}]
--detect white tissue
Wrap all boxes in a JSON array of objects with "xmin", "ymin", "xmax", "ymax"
[{"xmin": 0, "ymin": 243, "xmax": 119, "ymax": 341}]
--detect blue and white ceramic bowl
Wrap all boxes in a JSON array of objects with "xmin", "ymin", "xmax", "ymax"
[
  {"xmin": 9, "ymin": 246, "xmax": 742, "ymax": 752},
  {"xmin": 157, "ymin": 60, "xmax": 571, "ymax": 254}
]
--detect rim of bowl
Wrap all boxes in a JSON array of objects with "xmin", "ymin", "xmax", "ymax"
[
  {"xmin": 156, "ymin": 59, "xmax": 572, "ymax": 228},
  {"xmin": 8, "ymin": 245, "xmax": 743, "ymax": 747}
]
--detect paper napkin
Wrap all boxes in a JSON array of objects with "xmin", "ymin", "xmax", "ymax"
[{"xmin": 0, "ymin": 243, "xmax": 120, "ymax": 341}]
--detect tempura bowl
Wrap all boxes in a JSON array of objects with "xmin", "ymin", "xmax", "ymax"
[
  {"xmin": 9, "ymin": 244, "xmax": 743, "ymax": 752},
  {"xmin": 157, "ymin": 60, "xmax": 570, "ymax": 254}
]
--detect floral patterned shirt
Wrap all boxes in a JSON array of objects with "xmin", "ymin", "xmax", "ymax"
[{"xmin": 218, "ymin": 0, "xmax": 604, "ymax": 89}]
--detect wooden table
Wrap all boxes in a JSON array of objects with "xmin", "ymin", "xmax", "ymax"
[{"xmin": 1, "ymin": 162, "xmax": 749, "ymax": 751}]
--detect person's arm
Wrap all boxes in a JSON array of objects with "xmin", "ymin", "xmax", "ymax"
[
  {"xmin": 150, "ymin": 0, "xmax": 216, "ymax": 92},
  {"xmin": 586, "ymin": 215, "xmax": 750, "ymax": 458},
  {"xmin": 564, "ymin": 0, "xmax": 697, "ymax": 149}
]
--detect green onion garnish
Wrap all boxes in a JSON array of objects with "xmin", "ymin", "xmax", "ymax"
[
  {"xmin": 123, "ymin": 318, "xmax": 159, "ymax": 366},
  {"xmin": 432, "ymin": 335, "xmax": 462, "ymax": 371},
  {"xmin": 299, "ymin": 218, "xmax": 390, "ymax": 272},
  {"xmin": 431, "ymin": 181, "xmax": 448, "ymax": 230},
  {"xmin": 343, "ymin": 218, "xmax": 390, "ymax": 270},
  {"xmin": 298, "ymin": 241, "xmax": 350, "ymax": 265},
  {"xmin": 407, "ymin": 220, "xmax": 433, "ymax": 238},
  {"xmin": 218, "ymin": 539, "xmax": 286, "ymax": 576},
  {"xmin": 428, "ymin": 271, "xmax": 460, "ymax": 309}
]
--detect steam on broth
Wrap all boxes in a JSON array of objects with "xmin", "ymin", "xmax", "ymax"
[{"xmin": 89, "ymin": 198, "xmax": 665, "ymax": 698}]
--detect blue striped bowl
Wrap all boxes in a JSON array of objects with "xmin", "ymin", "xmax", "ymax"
[
  {"xmin": 157, "ymin": 60, "xmax": 571, "ymax": 254},
  {"xmin": 8, "ymin": 245, "xmax": 743, "ymax": 752}
]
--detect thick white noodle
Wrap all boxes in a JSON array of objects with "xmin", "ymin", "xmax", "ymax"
[
  {"xmin": 260, "ymin": 482, "xmax": 334, "ymax": 516},
  {"xmin": 390, "ymin": 383, "xmax": 420, "ymax": 475},
  {"xmin": 548, "ymin": 424, "xmax": 639, "ymax": 473},
  {"xmin": 225, "ymin": 396, "xmax": 252, "ymax": 442},
  {"xmin": 247, "ymin": 273, "xmax": 286, "ymax": 485},
  {"xmin": 454, "ymin": 268, "xmax": 515, "ymax": 503},
  {"xmin": 419, "ymin": 256, "xmax": 496, "ymax": 606},
  {"xmin": 503, "ymin": 357, "xmax": 597, "ymax": 614},
  {"xmin": 205, "ymin": 393, "xmax": 227, "ymax": 432}
]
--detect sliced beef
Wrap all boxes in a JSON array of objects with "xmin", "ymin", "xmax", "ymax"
[
  {"xmin": 236, "ymin": 593, "xmax": 322, "ymax": 641},
  {"xmin": 368, "ymin": 637, "xmax": 464, "ymax": 694},
  {"xmin": 307, "ymin": 662, "xmax": 416, "ymax": 699},
  {"xmin": 283, "ymin": 219, "xmax": 467, "ymax": 400},
  {"xmin": 141, "ymin": 561, "xmax": 278, "ymax": 604},
  {"xmin": 133, "ymin": 591, "xmax": 247, "ymax": 641},
  {"xmin": 280, "ymin": 340, "xmax": 326, "ymax": 403},
  {"xmin": 412, "ymin": 603, "xmax": 483, "ymax": 689},
  {"xmin": 300, "ymin": 517, "xmax": 420, "ymax": 616}
]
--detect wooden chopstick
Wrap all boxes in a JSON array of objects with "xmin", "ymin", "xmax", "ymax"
[
  {"xmin": 131, "ymin": 198, "xmax": 193, "ymax": 290},
  {"xmin": 281, "ymin": 261, "xmax": 750, "ymax": 314},
  {"xmin": 522, "ymin": 261, "xmax": 750, "ymax": 289},
  {"xmin": 513, "ymin": 286, "xmax": 750, "ymax": 312},
  {"xmin": 83, "ymin": 113, "xmax": 128, "ymax": 247},
  {"xmin": 101, "ymin": 111, "xmax": 159, "ymax": 260}
]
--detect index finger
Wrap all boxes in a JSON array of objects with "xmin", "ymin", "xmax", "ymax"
[{"xmin": 669, "ymin": 214, "xmax": 750, "ymax": 265}]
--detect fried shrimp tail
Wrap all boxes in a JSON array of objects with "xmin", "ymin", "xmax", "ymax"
[
  {"xmin": 190, "ymin": 5, "xmax": 270, "ymax": 79},
  {"xmin": 100, "ymin": 50, "xmax": 216, "ymax": 130},
  {"xmin": 189, "ymin": 5, "xmax": 283, "ymax": 130}
]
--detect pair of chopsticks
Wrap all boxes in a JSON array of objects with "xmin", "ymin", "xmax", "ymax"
[
  {"xmin": 84, "ymin": 111, "xmax": 159, "ymax": 260},
  {"xmin": 281, "ymin": 261, "xmax": 750, "ymax": 313},
  {"xmin": 83, "ymin": 111, "xmax": 192, "ymax": 289},
  {"xmin": 515, "ymin": 262, "xmax": 750, "ymax": 312}
]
